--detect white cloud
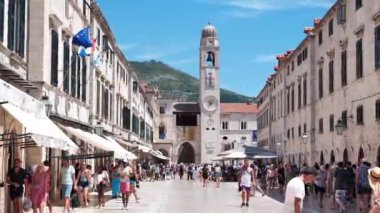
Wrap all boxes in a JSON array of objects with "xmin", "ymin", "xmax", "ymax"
[
  {"xmin": 196, "ymin": 0, "xmax": 335, "ymax": 19},
  {"xmin": 200, "ymin": 0, "xmax": 335, "ymax": 12},
  {"xmin": 226, "ymin": 10, "xmax": 260, "ymax": 18},
  {"xmin": 254, "ymin": 54, "xmax": 277, "ymax": 63},
  {"xmin": 118, "ymin": 42, "xmax": 138, "ymax": 51}
]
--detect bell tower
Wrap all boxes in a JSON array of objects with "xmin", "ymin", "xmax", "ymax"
[{"xmin": 199, "ymin": 23, "xmax": 221, "ymax": 163}]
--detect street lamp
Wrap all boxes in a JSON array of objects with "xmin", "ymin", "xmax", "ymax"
[
  {"xmin": 94, "ymin": 121, "xmax": 103, "ymax": 135},
  {"xmin": 41, "ymin": 93, "xmax": 53, "ymax": 117},
  {"xmin": 335, "ymin": 119, "xmax": 345, "ymax": 136},
  {"xmin": 302, "ymin": 132, "xmax": 308, "ymax": 144}
]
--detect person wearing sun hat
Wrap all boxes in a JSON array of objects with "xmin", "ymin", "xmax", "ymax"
[{"xmin": 368, "ymin": 167, "xmax": 380, "ymax": 213}]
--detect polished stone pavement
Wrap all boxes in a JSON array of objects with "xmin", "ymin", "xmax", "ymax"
[{"xmin": 52, "ymin": 179, "xmax": 359, "ymax": 213}]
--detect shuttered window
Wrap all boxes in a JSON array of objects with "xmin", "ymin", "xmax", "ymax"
[
  {"xmin": 356, "ymin": 39, "xmax": 363, "ymax": 79},
  {"xmin": 376, "ymin": 26, "xmax": 380, "ymax": 70},
  {"xmin": 303, "ymin": 78, "xmax": 307, "ymax": 106},
  {"xmin": 329, "ymin": 115, "xmax": 334, "ymax": 132},
  {"xmin": 50, "ymin": 30, "xmax": 59, "ymax": 86},
  {"xmin": 0, "ymin": 0, "xmax": 4, "ymax": 41},
  {"xmin": 63, "ymin": 42, "xmax": 70, "ymax": 93},
  {"xmin": 329, "ymin": 60, "xmax": 334, "ymax": 94},
  {"xmin": 8, "ymin": 0, "xmax": 25, "ymax": 57},
  {"xmin": 357, "ymin": 105, "xmax": 364, "ymax": 125},
  {"xmin": 319, "ymin": 68, "xmax": 323, "ymax": 99},
  {"xmin": 71, "ymin": 51, "xmax": 77, "ymax": 97},
  {"xmin": 81, "ymin": 58, "xmax": 87, "ymax": 102},
  {"xmin": 341, "ymin": 50, "xmax": 347, "ymax": 86},
  {"xmin": 76, "ymin": 56, "xmax": 81, "ymax": 99},
  {"xmin": 376, "ymin": 100, "xmax": 380, "ymax": 122}
]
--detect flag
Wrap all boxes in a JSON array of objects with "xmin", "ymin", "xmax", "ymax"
[
  {"xmin": 77, "ymin": 46, "xmax": 92, "ymax": 58},
  {"xmin": 92, "ymin": 50, "xmax": 103, "ymax": 68},
  {"xmin": 72, "ymin": 28, "xmax": 92, "ymax": 48},
  {"xmin": 91, "ymin": 38, "xmax": 97, "ymax": 53}
]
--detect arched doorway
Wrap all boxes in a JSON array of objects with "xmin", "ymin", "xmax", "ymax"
[
  {"xmin": 358, "ymin": 147, "xmax": 365, "ymax": 162},
  {"xmin": 330, "ymin": 150, "xmax": 335, "ymax": 164},
  {"xmin": 178, "ymin": 142, "xmax": 195, "ymax": 164},
  {"xmin": 158, "ymin": 149, "xmax": 169, "ymax": 157},
  {"xmin": 343, "ymin": 148, "xmax": 348, "ymax": 164},
  {"xmin": 320, "ymin": 151, "xmax": 325, "ymax": 165},
  {"xmin": 377, "ymin": 146, "xmax": 380, "ymax": 167}
]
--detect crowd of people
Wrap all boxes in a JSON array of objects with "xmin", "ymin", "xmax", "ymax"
[
  {"xmin": 5, "ymin": 157, "xmax": 144, "ymax": 213},
  {"xmin": 235, "ymin": 159, "xmax": 380, "ymax": 213}
]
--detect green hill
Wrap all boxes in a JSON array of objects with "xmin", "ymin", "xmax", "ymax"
[{"xmin": 130, "ymin": 60, "xmax": 255, "ymax": 103}]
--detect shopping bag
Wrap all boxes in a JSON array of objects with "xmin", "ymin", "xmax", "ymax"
[{"xmin": 22, "ymin": 197, "xmax": 32, "ymax": 212}]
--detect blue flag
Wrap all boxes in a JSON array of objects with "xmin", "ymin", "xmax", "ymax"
[{"xmin": 72, "ymin": 28, "xmax": 92, "ymax": 48}]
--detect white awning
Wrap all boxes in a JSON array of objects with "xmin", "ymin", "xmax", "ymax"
[
  {"xmin": 104, "ymin": 136, "xmax": 138, "ymax": 160},
  {"xmin": 138, "ymin": 145, "xmax": 152, "ymax": 153},
  {"xmin": 1, "ymin": 103, "xmax": 78, "ymax": 153},
  {"xmin": 150, "ymin": 150, "xmax": 170, "ymax": 161},
  {"xmin": 62, "ymin": 126, "xmax": 137, "ymax": 161},
  {"xmin": 223, "ymin": 152, "xmax": 247, "ymax": 159},
  {"xmin": 116, "ymin": 139, "xmax": 139, "ymax": 148}
]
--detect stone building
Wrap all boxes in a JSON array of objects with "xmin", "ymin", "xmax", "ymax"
[
  {"xmin": 153, "ymin": 24, "xmax": 258, "ymax": 163},
  {"xmin": 257, "ymin": 0, "xmax": 380, "ymax": 166},
  {"xmin": 0, "ymin": 0, "xmax": 160, "ymax": 210},
  {"xmin": 220, "ymin": 103, "xmax": 258, "ymax": 152}
]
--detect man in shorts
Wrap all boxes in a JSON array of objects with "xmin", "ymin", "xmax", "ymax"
[
  {"xmin": 238, "ymin": 159, "xmax": 256, "ymax": 207},
  {"xmin": 7, "ymin": 158, "xmax": 28, "ymax": 213},
  {"xmin": 59, "ymin": 158, "xmax": 76, "ymax": 213},
  {"xmin": 284, "ymin": 166, "xmax": 317, "ymax": 213}
]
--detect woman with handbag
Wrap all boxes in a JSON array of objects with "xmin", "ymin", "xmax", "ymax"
[
  {"xmin": 95, "ymin": 167, "xmax": 109, "ymax": 208},
  {"xmin": 129, "ymin": 167, "xmax": 140, "ymax": 203}
]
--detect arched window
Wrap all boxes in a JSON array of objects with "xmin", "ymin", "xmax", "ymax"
[{"xmin": 159, "ymin": 123, "xmax": 166, "ymax": 139}]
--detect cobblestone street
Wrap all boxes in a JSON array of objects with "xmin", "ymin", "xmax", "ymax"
[
  {"xmin": 54, "ymin": 179, "xmax": 284, "ymax": 213},
  {"xmin": 53, "ymin": 179, "xmax": 362, "ymax": 213}
]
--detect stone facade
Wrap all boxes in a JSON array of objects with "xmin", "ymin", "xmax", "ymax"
[{"xmin": 257, "ymin": 0, "xmax": 380, "ymax": 166}]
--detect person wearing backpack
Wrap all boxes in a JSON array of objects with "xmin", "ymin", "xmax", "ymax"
[{"xmin": 202, "ymin": 164, "xmax": 209, "ymax": 187}]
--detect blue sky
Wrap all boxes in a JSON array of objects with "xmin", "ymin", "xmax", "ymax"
[{"xmin": 97, "ymin": 0, "xmax": 335, "ymax": 97}]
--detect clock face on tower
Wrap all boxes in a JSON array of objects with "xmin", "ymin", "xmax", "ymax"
[
  {"xmin": 207, "ymin": 119, "xmax": 214, "ymax": 126},
  {"xmin": 202, "ymin": 95, "xmax": 218, "ymax": 112}
]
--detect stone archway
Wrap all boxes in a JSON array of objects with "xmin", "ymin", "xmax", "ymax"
[
  {"xmin": 343, "ymin": 148, "xmax": 348, "ymax": 164},
  {"xmin": 177, "ymin": 142, "xmax": 195, "ymax": 164},
  {"xmin": 320, "ymin": 151, "xmax": 325, "ymax": 165},
  {"xmin": 330, "ymin": 150, "xmax": 335, "ymax": 164},
  {"xmin": 358, "ymin": 147, "xmax": 365, "ymax": 163}
]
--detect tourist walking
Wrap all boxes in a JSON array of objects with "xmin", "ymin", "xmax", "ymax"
[
  {"xmin": 59, "ymin": 158, "xmax": 76, "ymax": 213},
  {"xmin": 368, "ymin": 167, "xmax": 380, "ymax": 213},
  {"xmin": 283, "ymin": 167, "xmax": 317, "ymax": 213},
  {"xmin": 357, "ymin": 159, "xmax": 372, "ymax": 212},
  {"xmin": 95, "ymin": 167, "xmax": 109, "ymax": 208},
  {"xmin": 75, "ymin": 162, "xmax": 92, "ymax": 207},
  {"xmin": 266, "ymin": 164, "xmax": 277, "ymax": 193},
  {"xmin": 334, "ymin": 162, "xmax": 349, "ymax": 212},
  {"xmin": 314, "ymin": 164, "xmax": 329, "ymax": 208},
  {"xmin": 277, "ymin": 163, "xmax": 285, "ymax": 193},
  {"xmin": 238, "ymin": 159, "xmax": 256, "ymax": 207},
  {"xmin": 129, "ymin": 166, "xmax": 140, "ymax": 203},
  {"xmin": 29, "ymin": 165, "xmax": 50, "ymax": 213},
  {"xmin": 202, "ymin": 164, "xmax": 209, "ymax": 187},
  {"xmin": 7, "ymin": 158, "xmax": 28, "ymax": 213},
  {"xmin": 43, "ymin": 161, "xmax": 53, "ymax": 213},
  {"xmin": 111, "ymin": 164, "xmax": 121, "ymax": 198},
  {"xmin": 214, "ymin": 163, "xmax": 222, "ymax": 188},
  {"xmin": 120, "ymin": 162, "xmax": 132, "ymax": 210}
]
